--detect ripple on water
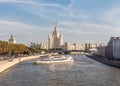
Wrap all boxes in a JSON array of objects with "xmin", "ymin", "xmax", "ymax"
[{"xmin": 0, "ymin": 55, "xmax": 120, "ymax": 86}]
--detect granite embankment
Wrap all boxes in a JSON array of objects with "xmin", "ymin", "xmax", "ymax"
[
  {"xmin": 86, "ymin": 55, "xmax": 120, "ymax": 68},
  {"xmin": 0, "ymin": 55, "xmax": 44, "ymax": 73}
]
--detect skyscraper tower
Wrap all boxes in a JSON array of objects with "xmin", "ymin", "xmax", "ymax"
[{"xmin": 48, "ymin": 22, "xmax": 63, "ymax": 49}]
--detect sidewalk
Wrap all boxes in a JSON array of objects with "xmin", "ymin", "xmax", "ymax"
[
  {"xmin": 0, "ymin": 55, "xmax": 42, "ymax": 74},
  {"xmin": 0, "ymin": 60, "xmax": 9, "ymax": 66}
]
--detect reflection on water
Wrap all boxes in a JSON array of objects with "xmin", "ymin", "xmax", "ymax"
[
  {"xmin": 48, "ymin": 62, "xmax": 73, "ymax": 72},
  {"xmin": 0, "ymin": 55, "xmax": 120, "ymax": 86}
]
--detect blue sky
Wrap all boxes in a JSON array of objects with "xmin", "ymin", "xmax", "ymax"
[{"xmin": 0, "ymin": 0, "xmax": 120, "ymax": 45}]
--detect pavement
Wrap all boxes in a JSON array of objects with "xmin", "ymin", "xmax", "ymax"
[{"xmin": 0, "ymin": 60, "xmax": 9, "ymax": 66}]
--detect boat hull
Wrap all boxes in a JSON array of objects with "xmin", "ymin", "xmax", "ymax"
[{"xmin": 34, "ymin": 60, "xmax": 74, "ymax": 64}]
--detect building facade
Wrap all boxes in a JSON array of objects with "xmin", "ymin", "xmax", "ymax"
[
  {"xmin": 40, "ymin": 42, "xmax": 47, "ymax": 50},
  {"xmin": 97, "ymin": 45, "xmax": 107, "ymax": 57},
  {"xmin": 63, "ymin": 42, "xmax": 85, "ymax": 51},
  {"xmin": 8, "ymin": 35, "xmax": 16, "ymax": 44},
  {"xmin": 30, "ymin": 42, "xmax": 47, "ymax": 50},
  {"xmin": 97, "ymin": 37, "xmax": 120, "ymax": 59},
  {"xmin": 85, "ymin": 43, "xmax": 98, "ymax": 51},
  {"xmin": 48, "ymin": 24, "xmax": 63, "ymax": 49},
  {"xmin": 63, "ymin": 42, "xmax": 71, "ymax": 50},
  {"xmin": 107, "ymin": 37, "xmax": 120, "ymax": 59},
  {"xmin": 48, "ymin": 24, "xmax": 85, "ymax": 51}
]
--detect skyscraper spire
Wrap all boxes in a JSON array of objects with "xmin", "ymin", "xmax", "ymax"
[
  {"xmin": 48, "ymin": 22, "xmax": 63, "ymax": 49},
  {"xmin": 53, "ymin": 21, "xmax": 59, "ymax": 38},
  {"xmin": 54, "ymin": 21, "xmax": 57, "ymax": 31}
]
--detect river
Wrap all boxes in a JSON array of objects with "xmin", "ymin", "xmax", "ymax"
[{"xmin": 0, "ymin": 55, "xmax": 120, "ymax": 86}]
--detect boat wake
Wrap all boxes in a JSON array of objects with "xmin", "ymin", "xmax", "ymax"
[{"xmin": 34, "ymin": 55, "xmax": 74, "ymax": 64}]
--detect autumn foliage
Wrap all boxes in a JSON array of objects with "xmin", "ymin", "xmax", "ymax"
[{"xmin": 0, "ymin": 41, "xmax": 42, "ymax": 56}]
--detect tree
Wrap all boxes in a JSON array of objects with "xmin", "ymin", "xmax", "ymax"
[{"xmin": 0, "ymin": 41, "xmax": 9, "ymax": 55}]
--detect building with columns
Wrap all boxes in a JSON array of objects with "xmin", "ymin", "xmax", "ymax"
[{"xmin": 48, "ymin": 24, "xmax": 63, "ymax": 49}]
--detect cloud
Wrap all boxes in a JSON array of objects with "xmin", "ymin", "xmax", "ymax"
[
  {"xmin": 99, "ymin": 7, "xmax": 120, "ymax": 37},
  {"xmin": 0, "ymin": 20, "xmax": 51, "ymax": 33},
  {"xmin": 0, "ymin": 20, "xmax": 36, "ymax": 31},
  {"xmin": 60, "ymin": 0, "xmax": 78, "ymax": 18},
  {"xmin": 1, "ymin": 0, "xmax": 65, "ymax": 20},
  {"xmin": 1, "ymin": 0, "xmax": 120, "ymax": 44},
  {"xmin": 0, "ymin": 0, "xmax": 32, "ymax": 3},
  {"xmin": 0, "ymin": 0, "xmax": 79, "ymax": 21},
  {"xmin": 103, "ymin": 7, "xmax": 120, "ymax": 26},
  {"xmin": 61, "ymin": 28, "xmax": 96, "ymax": 35},
  {"xmin": 0, "ymin": 33, "xmax": 6, "ymax": 36},
  {"xmin": 0, "ymin": 0, "xmax": 62, "ymax": 7},
  {"xmin": 60, "ymin": 21, "xmax": 115, "ymax": 33},
  {"xmin": 0, "ymin": 20, "xmax": 51, "ymax": 44}
]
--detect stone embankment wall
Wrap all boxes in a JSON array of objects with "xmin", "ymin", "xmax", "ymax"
[
  {"xmin": 0, "ymin": 55, "xmax": 43, "ymax": 74},
  {"xmin": 86, "ymin": 55, "xmax": 120, "ymax": 68}
]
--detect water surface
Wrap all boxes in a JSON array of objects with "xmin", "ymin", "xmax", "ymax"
[{"xmin": 0, "ymin": 55, "xmax": 120, "ymax": 86}]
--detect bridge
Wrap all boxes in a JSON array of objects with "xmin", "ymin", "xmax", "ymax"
[{"xmin": 48, "ymin": 49, "xmax": 86, "ymax": 54}]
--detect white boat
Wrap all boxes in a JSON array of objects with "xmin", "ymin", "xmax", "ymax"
[{"xmin": 34, "ymin": 55, "xmax": 74, "ymax": 64}]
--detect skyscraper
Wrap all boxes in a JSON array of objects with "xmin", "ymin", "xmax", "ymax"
[{"xmin": 48, "ymin": 23, "xmax": 63, "ymax": 49}]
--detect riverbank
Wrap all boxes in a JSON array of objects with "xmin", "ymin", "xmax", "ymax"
[
  {"xmin": 0, "ymin": 55, "xmax": 45, "ymax": 74},
  {"xmin": 86, "ymin": 54, "xmax": 120, "ymax": 68}
]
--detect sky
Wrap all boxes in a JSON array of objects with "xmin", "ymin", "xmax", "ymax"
[{"xmin": 0, "ymin": 0, "xmax": 120, "ymax": 45}]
